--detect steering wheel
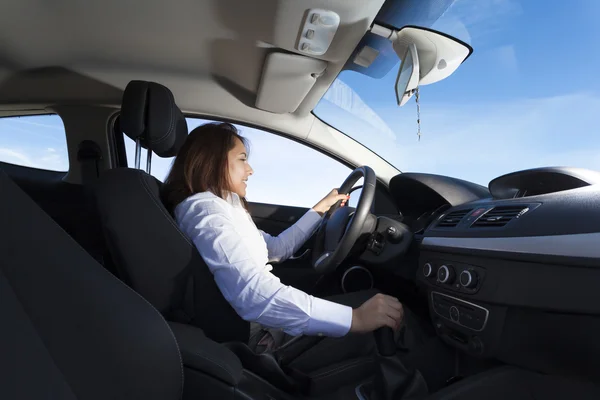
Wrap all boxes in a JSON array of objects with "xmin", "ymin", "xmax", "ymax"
[{"xmin": 312, "ymin": 166, "xmax": 377, "ymax": 274}]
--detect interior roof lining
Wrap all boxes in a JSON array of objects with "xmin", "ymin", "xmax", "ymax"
[{"xmin": 0, "ymin": 0, "xmax": 387, "ymax": 118}]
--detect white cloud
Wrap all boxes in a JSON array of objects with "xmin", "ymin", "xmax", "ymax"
[
  {"xmin": 0, "ymin": 147, "xmax": 68, "ymax": 171},
  {"xmin": 12, "ymin": 118, "xmax": 65, "ymax": 131},
  {"xmin": 39, "ymin": 152, "xmax": 66, "ymax": 170},
  {"xmin": 0, "ymin": 148, "xmax": 34, "ymax": 167}
]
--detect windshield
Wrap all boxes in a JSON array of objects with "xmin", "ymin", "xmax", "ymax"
[{"xmin": 314, "ymin": 0, "xmax": 600, "ymax": 185}]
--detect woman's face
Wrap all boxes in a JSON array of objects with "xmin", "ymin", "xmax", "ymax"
[{"xmin": 227, "ymin": 137, "xmax": 253, "ymax": 198}]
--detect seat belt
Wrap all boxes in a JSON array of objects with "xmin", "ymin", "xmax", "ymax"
[
  {"xmin": 76, "ymin": 140, "xmax": 107, "ymax": 266},
  {"xmin": 77, "ymin": 140, "xmax": 103, "ymax": 182}
]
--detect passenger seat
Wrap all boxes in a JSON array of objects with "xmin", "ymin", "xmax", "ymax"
[{"xmin": 0, "ymin": 169, "xmax": 183, "ymax": 400}]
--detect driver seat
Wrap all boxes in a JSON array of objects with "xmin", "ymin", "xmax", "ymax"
[
  {"xmin": 94, "ymin": 80, "xmax": 344, "ymax": 395},
  {"xmin": 94, "ymin": 80, "xmax": 249, "ymax": 344}
]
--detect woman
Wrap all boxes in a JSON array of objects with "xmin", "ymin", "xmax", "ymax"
[{"xmin": 161, "ymin": 122, "xmax": 405, "ymax": 365}]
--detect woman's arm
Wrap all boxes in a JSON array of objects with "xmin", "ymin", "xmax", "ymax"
[
  {"xmin": 259, "ymin": 209, "xmax": 321, "ymax": 263},
  {"xmin": 178, "ymin": 199, "xmax": 353, "ymax": 337},
  {"xmin": 260, "ymin": 189, "xmax": 349, "ymax": 263}
]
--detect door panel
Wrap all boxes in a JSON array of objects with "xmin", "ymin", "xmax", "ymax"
[{"xmin": 248, "ymin": 202, "xmax": 308, "ymax": 233}]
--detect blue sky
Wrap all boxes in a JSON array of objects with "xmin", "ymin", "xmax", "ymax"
[
  {"xmin": 1, "ymin": 0, "xmax": 599, "ymax": 207},
  {"xmin": 315, "ymin": 0, "xmax": 600, "ymax": 185},
  {"xmin": 0, "ymin": 115, "xmax": 68, "ymax": 171}
]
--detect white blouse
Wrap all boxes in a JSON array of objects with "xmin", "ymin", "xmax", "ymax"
[{"xmin": 175, "ymin": 191, "xmax": 353, "ymax": 337}]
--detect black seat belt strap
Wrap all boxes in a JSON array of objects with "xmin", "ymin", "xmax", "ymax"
[{"xmin": 77, "ymin": 140, "xmax": 103, "ymax": 182}]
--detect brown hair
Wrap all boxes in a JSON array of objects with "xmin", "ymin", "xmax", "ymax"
[{"xmin": 161, "ymin": 122, "xmax": 250, "ymax": 214}]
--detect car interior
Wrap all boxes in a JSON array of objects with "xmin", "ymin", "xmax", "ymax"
[{"xmin": 2, "ymin": 0, "xmax": 600, "ymax": 399}]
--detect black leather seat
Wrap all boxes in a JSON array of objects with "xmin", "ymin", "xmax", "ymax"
[
  {"xmin": 94, "ymin": 80, "xmax": 249, "ymax": 344},
  {"xmin": 0, "ymin": 169, "xmax": 183, "ymax": 400}
]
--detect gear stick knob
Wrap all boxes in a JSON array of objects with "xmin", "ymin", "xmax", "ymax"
[{"xmin": 374, "ymin": 327, "xmax": 396, "ymax": 357}]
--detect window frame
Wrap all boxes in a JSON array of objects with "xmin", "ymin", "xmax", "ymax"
[{"xmin": 109, "ymin": 112, "xmax": 400, "ymax": 213}]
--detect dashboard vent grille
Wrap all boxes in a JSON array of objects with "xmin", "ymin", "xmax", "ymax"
[
  {"xmin": 437, "ymin": 209, "xmax": 472, "ymax": 228},
  {"xmin": 472, "ymin": 206, "xmax": 529, "ymax": 228}
]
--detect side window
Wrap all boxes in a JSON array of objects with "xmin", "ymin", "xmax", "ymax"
[
  {"xmin": 232, "ymin": 125, "xmax": 352, "ymax": 208},
  {"xmin": 123, "ymin": 118, "xmax": 351, "ymax": 208},
  {"xmin": 0, "ymin": 114, "xmax": 69, "ymax": 172}
]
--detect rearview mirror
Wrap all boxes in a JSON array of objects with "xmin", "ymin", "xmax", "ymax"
[
  {"xmin": 383, "ymin": 26, "xmax": 472, "ymax": 106},
  {"xmin": 395, "ymin": 43, "xmax": 420, "ymax": 106}
]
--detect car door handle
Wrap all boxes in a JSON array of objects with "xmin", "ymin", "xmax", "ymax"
[{"xmin": 289, "ymin": 249, "xmax": 311, "ymax": 260}]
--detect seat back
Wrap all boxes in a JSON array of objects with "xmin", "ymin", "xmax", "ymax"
[
  {"xmin": 94, "ymin": 81, "xmax": 249, "ymax": 343},
  {"xmin": 0, "ymin": 169, "xmax": 183, "ymax": 400}
]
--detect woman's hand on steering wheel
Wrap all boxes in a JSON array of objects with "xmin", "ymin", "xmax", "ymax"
[
  {"xmin": 311, "ymin": 166, "xmax": 377, "ymax": 274},
  {"xmin": 312, "ymin": 189, "xmax": 349, "ymax": 216}
]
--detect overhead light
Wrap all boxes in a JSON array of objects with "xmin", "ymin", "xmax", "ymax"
[{"xmin": 297, "ymin": 9, "xmax": 340, "ymax": 56}]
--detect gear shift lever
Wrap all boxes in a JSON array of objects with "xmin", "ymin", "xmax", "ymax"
[
  {"xmin": 371, "ymin": 327, "xmax": 428, "ymax": 400},
  {"xmin": 374, "ymin": 326, "xmax": 396, "ymax": 356}
]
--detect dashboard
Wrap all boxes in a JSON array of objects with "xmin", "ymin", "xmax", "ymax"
[{"xmin": 388, "ymin": 167, "xmax": 600, "ymax": 381}]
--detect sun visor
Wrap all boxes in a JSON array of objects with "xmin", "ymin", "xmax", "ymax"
[{"xmin": 256, "ymin": 52, "xmax": 327, "ymax": 114}]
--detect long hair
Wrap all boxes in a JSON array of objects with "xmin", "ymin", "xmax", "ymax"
[{"xmin": 161, "ymin": 122, "xmax": 250, "ymax": 214}]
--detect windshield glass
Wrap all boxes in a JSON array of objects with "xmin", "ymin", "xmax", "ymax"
[{"xmin": 314, "ymin": 0, "xmax": 600, "ymax": 185}]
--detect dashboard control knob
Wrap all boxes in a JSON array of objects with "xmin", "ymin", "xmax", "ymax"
[
  {"xmin": 449, "ymin": 306, "xmax": 460, "ymax": 322},
  {"xmin": 423, "ymin": 263, "xmax": 433, "ymax": 278},
  {"xmin": 460, "ymin": 270, "xmax": 478, "ymax": 288},
  {"xmin": 437, "ymin": 265, "xmax": 455, "ymax": 284}
]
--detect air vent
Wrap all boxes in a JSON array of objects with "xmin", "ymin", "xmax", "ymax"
[
  {"xmin": 472, "ymin": 206, "xmax": 529, "ymax": 228},
  {"xmin": 437, "ymin": 209, "xmax": 472, "ymax": 228}
]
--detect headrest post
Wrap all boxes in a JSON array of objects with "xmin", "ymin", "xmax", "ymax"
[
  {"xmin": 146, "ymin": 149, "xmax": 152, "ymax": 174},
  {"xmin": 134, "ymin": 138, "xmax": 142, "ymax": 170}
]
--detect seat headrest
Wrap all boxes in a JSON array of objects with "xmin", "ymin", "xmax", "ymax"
[{"xmin": 121, "ymin": 80, "xmax": 188, "ymax": 158}]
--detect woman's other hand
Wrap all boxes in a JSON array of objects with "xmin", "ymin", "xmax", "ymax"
[
  {"xmin": 312, "ymin": 189, "xmax": 349, "ymax": 216},
  {"xmin": 350, "ymin": 293, "xmax": 404, "ymax": 333}
]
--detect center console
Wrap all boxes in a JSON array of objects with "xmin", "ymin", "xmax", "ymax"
[
  {"xmin": 417, "ymin": 255, "xmax": 507, "ymax": 358},
  {"xmin": 417, "ymin": 244, "xmax": 600, "ymax": 383},
  {"xmin": 431, "ymin": 292, "xmax": 488, "ymax": 333}
]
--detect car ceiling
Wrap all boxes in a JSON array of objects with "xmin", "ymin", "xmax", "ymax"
[{"xmin": 0, "ymin": 0, "xmax": 386, "ymax": 123}]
